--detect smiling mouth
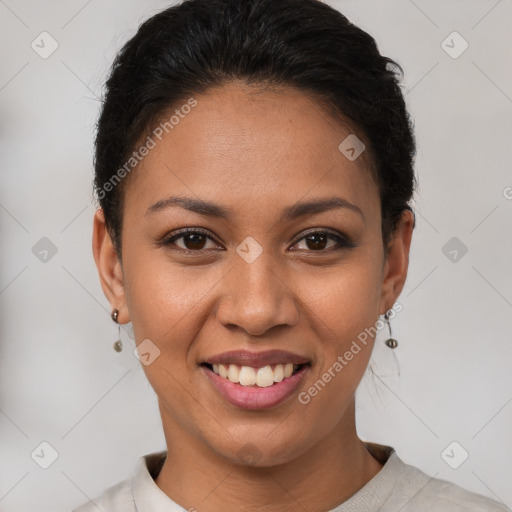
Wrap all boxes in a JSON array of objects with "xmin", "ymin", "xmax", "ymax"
[{"xmin": 201, "ymin": 362, "xmax": 308, "ymax": 388}]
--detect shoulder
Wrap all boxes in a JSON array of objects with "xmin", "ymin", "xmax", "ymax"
[
  {"xmin": 71, "ymin": 477, "xmax": 135, "ymax": 512},
  {"xmin": 392, "ymin": 456, "xmax": 510, "ymax": 512},
  {"xmin": 70, "ymin": 450, "xmax": 167, "ymax": 512}
]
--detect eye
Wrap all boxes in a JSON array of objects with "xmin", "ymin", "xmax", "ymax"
[
  {"xmin": 159, "ymin": 228, "xmax": 352, "ymax": 253},
  {"xmin": 290, "ymin": 230, "xmax": 350, "ymax": 252},
  {"xmin": 160, "ymin": 228, "xmax": 222, "ymax": 252}
]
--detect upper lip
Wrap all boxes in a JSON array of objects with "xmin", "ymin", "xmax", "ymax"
[{"xmin": 203, "ymin": 349, "xmax": 310, "ymax": 367}]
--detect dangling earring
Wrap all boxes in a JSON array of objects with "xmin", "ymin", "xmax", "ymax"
[
  {"xmin": 384, "ymin": 309, "xmax": 398, "ymax": 349},
  {"xmin": 111, "ymin": 309, "xmax": 122, "ymax": 352}
]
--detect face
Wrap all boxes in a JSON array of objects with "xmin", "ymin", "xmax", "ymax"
[{"xmin": 94, "ymin": 81, "xmax": 412, "ymax": 467}]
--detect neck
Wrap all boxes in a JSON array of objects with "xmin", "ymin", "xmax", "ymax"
[{"xmin": 155, "ymin": 400, "xmax": 383, "ymax": 512}]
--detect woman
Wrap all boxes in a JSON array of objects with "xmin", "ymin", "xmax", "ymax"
[{"xmin": 74, "ymin": 0, "xmax": 509, "ymax": 510}]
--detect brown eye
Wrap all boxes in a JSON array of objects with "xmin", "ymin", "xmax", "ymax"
[
  {"xmin": 163, "ymin": 229, "xmax": 220, "ymax": 251},
  {"xmin": 291, "ymin": 231, "xmax": 349, "ymax": 252},
  {"xmin": 304, "ymin": 234, "xmax": 328, "ymax": 250},
  {"xmin": 182, "ymin": 233, "xmax": 207, "ymax": 250}
]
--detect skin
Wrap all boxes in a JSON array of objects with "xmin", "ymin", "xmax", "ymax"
[{"xmin": 93, "ymin": 81, "xmax": 414, "ymax": 512}]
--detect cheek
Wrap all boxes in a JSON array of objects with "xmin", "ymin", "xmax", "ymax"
[
  {"xmin": 121, "ymin": 251, "xmax": 218, "ymax": 419},
  {"xmin": 294, "ymin": 267, "xmax": 379, "ymax": 431},
  {"xmin": 293, "ymin": 253, "xmax": 382, "ymax": 398},
  {"xmin": 123, "ymin": 248, "xmax": 225, "ymax": 341},
  {"xmin": 296, "ymin": 254, "xmax": 383, "ymax": 342}
]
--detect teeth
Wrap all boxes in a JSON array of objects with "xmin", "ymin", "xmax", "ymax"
[
  {"xmin": 209, "ymin": 362, "xmax": 304, "ymax": 387},
  {"xmin": 227, "ymin": 364, "xmax": 240, "ymax": 383},
  {"xmin": 218, "ymin": 363, "xmax": 228, "ymax": 378},
  {"xmin": 273, "ymin": 364, "xmax": 284, "ymax": 383},
  {"xmin": 256, "ymin": 366, "xmax": 274, "ymax": 387},
  {"xmin": 239, "ymin": 366, "xmax": 257, "ymax": 386}
]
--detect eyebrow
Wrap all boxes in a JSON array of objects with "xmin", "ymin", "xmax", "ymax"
[
  {"xmin": 146, "ymin": 196, "xmax": 231, "ymax": 218},
  {"xmin": 282, "ymin": 197, "xmax": 364, "ymax": 222},
  {"xmin": 145, "ymin": 195, "xmax": 364, "ymax": 222}
]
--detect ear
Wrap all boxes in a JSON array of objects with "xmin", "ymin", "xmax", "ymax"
[
  {"xmin": 92, "ymin": 208, "xmax": 129, "ymax": 323},
  {"xmin": 378, "ymin": 209, "xmax": 414, "ymax": 315}
]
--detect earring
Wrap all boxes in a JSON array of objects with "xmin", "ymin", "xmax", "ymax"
[
  {"xmin": 111, "ymin": 309, "xmax": 122, "ymax": 352},
  {"xmin": 384, "ymin": 309, "xmax": 398, "ymax": 349}
]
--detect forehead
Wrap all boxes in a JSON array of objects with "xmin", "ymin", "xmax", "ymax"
[{"xmin": 124, "ymin": 82, "xmax": 379, "ymax": 223}]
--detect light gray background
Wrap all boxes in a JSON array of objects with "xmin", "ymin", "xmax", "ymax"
[{"xmin": 0, "ymin": 1, "xmax": 511, "ymax": 511}]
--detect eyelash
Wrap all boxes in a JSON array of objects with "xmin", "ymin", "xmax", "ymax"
[{"xmin": 158, "ymin": 227, "xmax": 353, "ymax": 254}]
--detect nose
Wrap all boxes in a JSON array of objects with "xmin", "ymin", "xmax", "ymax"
[{"xmin": 215, "ymin": 253, "xmax": 299, "ymax": 337}]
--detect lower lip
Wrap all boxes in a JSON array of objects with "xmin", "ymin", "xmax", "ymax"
[{"xmin": 203, "ymin": 365, "xmax": 309, "ymax": 410}]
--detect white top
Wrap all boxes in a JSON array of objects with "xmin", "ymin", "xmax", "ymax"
[{"xmin": 72, "ymin": 443, "xmax": 510, "ymax": 511}]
